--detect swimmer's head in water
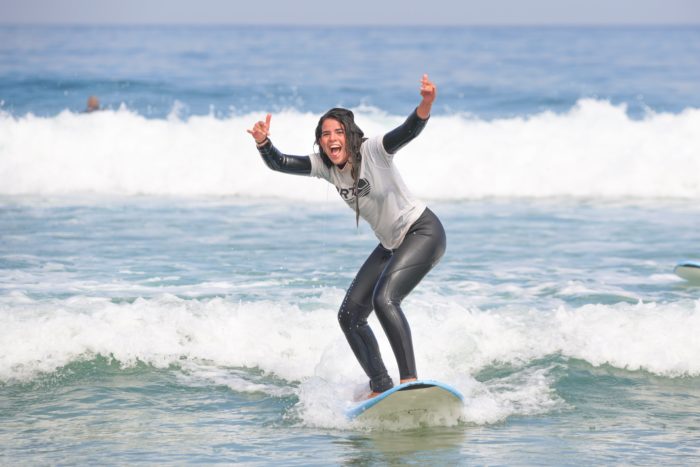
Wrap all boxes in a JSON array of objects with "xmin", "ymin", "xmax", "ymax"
[
  {"xmin": 315, "ymin": 108, "xmax": 364, "ymax": 169},
  {"xmin": 86, "ymin": 96, "xmax": 100, "ymax": 112}
]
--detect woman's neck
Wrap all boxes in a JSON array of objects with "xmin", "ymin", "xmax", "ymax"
[{"xmin": 337, "ymin": 159, "xmax": 352, "ymax": 171}]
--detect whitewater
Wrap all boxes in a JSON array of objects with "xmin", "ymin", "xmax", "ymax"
[{"xmin": 1, "ymin": 99, "xmax": 699, "ymax": 199}]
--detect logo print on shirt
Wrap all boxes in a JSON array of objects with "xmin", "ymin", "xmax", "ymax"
[{"xmin": 336, "ymin": 178, "xmax": 371, "ymax": 201}]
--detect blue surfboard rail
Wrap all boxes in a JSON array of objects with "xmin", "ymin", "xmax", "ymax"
[
  {"xmin": 675, "ymin": 260, "xmax": 700, "ymax": 269},
  {"xmin": 346, "ymin": 379, "xmax": 464, "ymax": 420}
]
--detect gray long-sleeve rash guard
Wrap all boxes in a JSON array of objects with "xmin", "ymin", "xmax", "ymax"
[{"xmin": 255, "ymin": 108, "xmax": 429, "ymax": 249}]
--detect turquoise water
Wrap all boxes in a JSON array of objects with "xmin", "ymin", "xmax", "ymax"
[
  {"xmin": 1, "ymin": 25, "xmax": 700, "ymax": 464},
  {"xmin": 2, "ymin": 199, "xmax": 700, "ymax": 464},
  {"xmin": 5, "ymin": 359, "xmax": 699, "ymax": 464}
]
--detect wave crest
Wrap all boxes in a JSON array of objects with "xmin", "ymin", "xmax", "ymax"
[{"xmin": 1, "ymin": 100, "xmax": 698, "ymax": 199}]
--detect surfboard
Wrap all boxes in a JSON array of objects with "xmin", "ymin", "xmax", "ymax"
[
  {"xmin": 346, "ymin": 379, "xmax": 464, "ymax": 423},
  {"xmin": 674, "ymin": 260, "xmax": 700, "ymax": 283}
]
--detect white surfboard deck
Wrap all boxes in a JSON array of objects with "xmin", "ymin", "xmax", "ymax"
[
  {"xmin": 346, "ymin": 379, "xmax": 464, "ymax": 423},
  {"xmin": 674, "ymin": 260, "xmax": 700, "ymax": 283}
]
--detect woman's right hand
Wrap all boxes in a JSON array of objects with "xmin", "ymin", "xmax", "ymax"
[{"xmin": 247, "ymin": 114, "xmax": 272, "ymax": 145}]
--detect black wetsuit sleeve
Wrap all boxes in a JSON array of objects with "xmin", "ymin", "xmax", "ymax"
[
  {"xmin": 256, "ymin": 140, "xmax": 312, "ymax": 175},
  {"xmin": 382, "ymin": 108, "xmax": 429, "ymax": 155}
]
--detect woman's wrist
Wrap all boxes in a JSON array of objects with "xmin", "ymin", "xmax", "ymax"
[
  {"xmin": 256, "ymin": 137, "xmax": 269, "ymax": 147},
  {"xmin": 416, "ymin": 103, "xmax": 431, "ymax": 120}
]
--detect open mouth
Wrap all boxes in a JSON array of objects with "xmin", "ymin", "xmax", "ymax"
[{"xmin": 329, "ymin": 145, "xmax": 342, "ymax": 157}]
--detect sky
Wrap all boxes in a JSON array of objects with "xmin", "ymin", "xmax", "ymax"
[{"xmin": 1, "ymin": 0, "xmax": 699, "ymax": 26}]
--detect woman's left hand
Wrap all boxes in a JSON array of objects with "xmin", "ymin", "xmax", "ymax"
[{"xmin": 417, "ymin": 74, "xmax": 436, "ymax": 119}]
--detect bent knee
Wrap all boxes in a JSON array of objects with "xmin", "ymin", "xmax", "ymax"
[
  {"xmin": 371, "ymin": 290, "xmax": 396, "ymax": 316},
  {"xmin": 337, "ymin": 301, "xmax": 369, "ymax": 331}
]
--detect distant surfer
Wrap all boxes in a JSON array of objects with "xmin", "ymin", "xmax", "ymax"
[
  {"xmin": 248, "ymin": 74, "xmax": 445, "ymax": 398},
  {"xmin": 85, "ymin": 95, "xmax": 100, "ymax": 113}
]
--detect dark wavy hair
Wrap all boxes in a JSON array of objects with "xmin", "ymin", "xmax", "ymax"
[{"xmin": 314, "ymin": 108, "xmax": 366, "ymax": 225}]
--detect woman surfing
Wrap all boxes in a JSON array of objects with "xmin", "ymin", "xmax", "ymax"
[{"xmin": 247, "ymin": 74, "xmax": 445, "ymax": 398}]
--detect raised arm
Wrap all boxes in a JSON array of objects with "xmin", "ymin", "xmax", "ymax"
[
  {"xmin": 382, "ymin": 74, "xmax": 436, "ymax": 154},
  {"xmin": 248, "ymin": 113, "xmax": 312, "ymax": 175},
  {"xmin": 256, "ymin": 140, "xmax": 312, "ymax": 175}
]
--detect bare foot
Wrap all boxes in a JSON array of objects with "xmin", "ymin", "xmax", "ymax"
[{"xmin": 400, "ymin": 378, "xmax": 417, "ymax": 384}]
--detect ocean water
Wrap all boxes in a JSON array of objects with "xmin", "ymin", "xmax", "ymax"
[{"xmin": 1, "ymin": 25, "xmax": 700, "ymax": 465}]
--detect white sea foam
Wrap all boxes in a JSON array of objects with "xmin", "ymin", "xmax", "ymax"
[
  {"xmin": 1, "ymin": 100, "xmax": 698, "ymax": 200},
  {"xmin": 1, "ymin": 292, "xmax": 699, "ymax": 427}
]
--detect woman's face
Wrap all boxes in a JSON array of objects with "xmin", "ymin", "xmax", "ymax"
[{"xmin": 319, "ymin": 118, "xmax": 349, "ymax": 166}]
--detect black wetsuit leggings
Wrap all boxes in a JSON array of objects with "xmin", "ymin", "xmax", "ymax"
[{"xmin": 337, "ymin": 208, "xmax": 446, "ymax": 393}]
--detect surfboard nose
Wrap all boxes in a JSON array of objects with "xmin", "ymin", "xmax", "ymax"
[{"xmin": 675, "ymin": 260, "xmax": 700, "ymax": 282}]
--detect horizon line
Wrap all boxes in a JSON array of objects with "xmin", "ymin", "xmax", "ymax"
[{"xmin": 1, "ymin": 21, "xmax": 699, "ymax": 28}]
